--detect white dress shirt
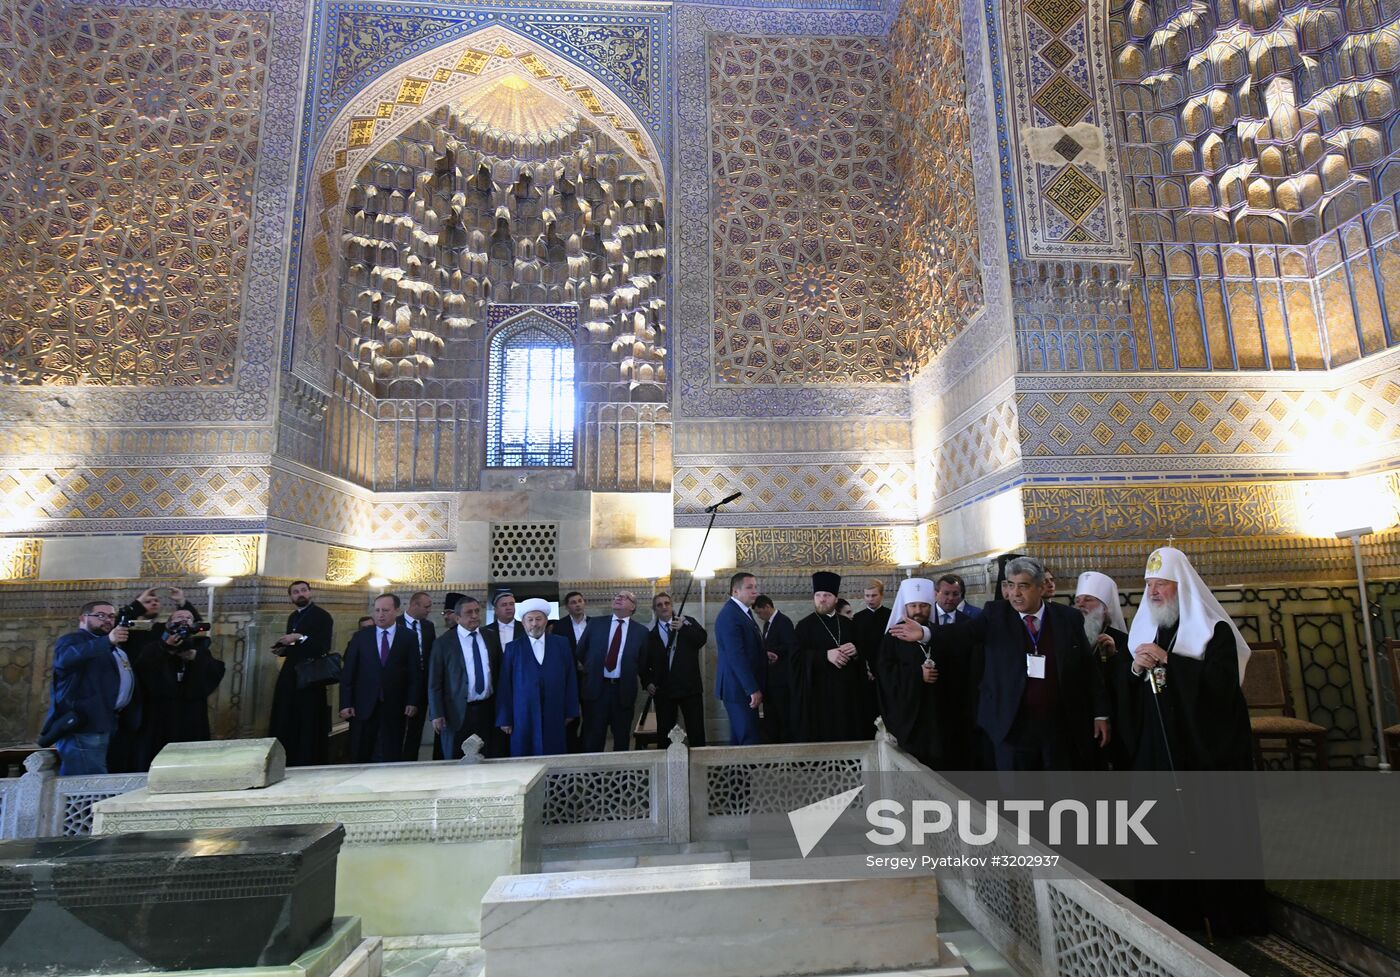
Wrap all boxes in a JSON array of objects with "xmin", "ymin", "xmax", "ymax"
[
  {"xmin": 729, "ymin": 596, "xmax": 758, "ymax": 628},
  {"xmin": 604, "ymin": 617, "xmax": 630, "ymax": 678},
  {"xmin": 571, "ymin": 616, "xmax": 588, "ymax": 643},
  {"xmin": 529, "ymin": 633, "xmax": 547, "ymax": 665},
  {"xmin": 497, "ymin": 620, "xmax": 516, "ymax": 647},
  {"xmin": 404, "ymin": 614, "xmax": 426, "ymax": 651},
  {"xmin": 457, "ymin": 625, "xmax": 492, "ymax": 701},
  {"xmin": 655, "ymin": 618, "xmax": 674, "ymax": 667}
]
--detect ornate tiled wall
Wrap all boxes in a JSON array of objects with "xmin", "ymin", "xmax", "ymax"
[
  {"xmin": 0, "ymin": 0, "xmax": 302, "ymax": 544},
  {"xmin": 888, "ymin": 0, "xmax": 985, "ymax": 368},
  {"xmin": 1016, "ymin": 359, "xmax": 1400, "ymax": 474},
  {"xmin": 0, "ymin": 3, "xmax": 267, "ymax": 386},
  {"xmin": 266, "ymin": 462, "xmax": 455, "ymax": 548},
  {"xmin": 672, "ymin": 4, "xmax": 913, "ymax": 529},
  {"xmin": 0, "ymin": 465, "xmax": 269, "ymax": 535},
  {"xmin": 0, "ymin": 0, "xmax": 297, "ymax": 428},
  {"xmin": 1002, "ymin": 0, "xmax": 1130, "ymax": 259},
  {"xmin": 1000, "ymin": 0, "xmax": 1400, "ymax": 373},
  {"xmin": 707, "ymin": 34, "xmax": 901, "ymax": 384}
]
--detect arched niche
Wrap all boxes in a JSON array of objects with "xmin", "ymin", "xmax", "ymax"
[{"xmin": 290, "ymin": 24, "xmax": 664, "ymax": 387}]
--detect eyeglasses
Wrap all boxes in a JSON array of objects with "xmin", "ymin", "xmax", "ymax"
[{"xmin": 84, "ymin": 611, "xmax": 116, "ymax": 620}]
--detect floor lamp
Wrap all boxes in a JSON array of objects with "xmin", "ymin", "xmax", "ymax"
[{"xmin": 1337, "ymin": 525, "xmax": 1391, "ymax": 772}]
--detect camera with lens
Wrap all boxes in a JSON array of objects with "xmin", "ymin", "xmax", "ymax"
[
  {"xmin": 167, "ymin": 621, "xmax": 212, "ymax": 641},
  {"xmin": 117, "ymin": 609, "xmax": 155, "ymax": 632}
]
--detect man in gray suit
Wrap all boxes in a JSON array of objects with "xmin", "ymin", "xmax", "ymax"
[{"xmin": 429, "ymin": 595, "xmax": 504, "ymax": 759}]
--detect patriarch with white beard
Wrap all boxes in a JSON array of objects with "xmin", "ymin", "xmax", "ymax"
[
  {"xmin": 1122, "ymin": 547, "xmax": 1253, "ymax": 772},
  {"xmin": 1119, "ymin": 550, "xmax": 1268, "ymax": 938}
]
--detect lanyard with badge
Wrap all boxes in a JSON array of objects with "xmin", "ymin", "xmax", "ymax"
[{"xmin": 1024, "ymin": 616, "xmax": 1046, "ymax": 679}]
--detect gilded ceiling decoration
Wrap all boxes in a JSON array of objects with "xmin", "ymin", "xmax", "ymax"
[{"xmin": 708, "ymin": 35, "xmax": 903, "ymax": 384}]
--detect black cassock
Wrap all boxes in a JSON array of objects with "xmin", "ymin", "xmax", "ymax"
[
  {"xmin": 792, "ymin": 611, "xmax": 873, "ymax": 742},
  {"xmin": 1125, "ymin": 620, "xmax": 1252, "ymax": 772},
  {"xmin": 1125, "ymin": 619, "xmax": 1266, "ymax": 937},
  {"xmin": 877, "ymin": 633, "xmax": 942, "ymax": 767},
  {"xmin": 853, "ymin": 606, "xmax": 891, "ymax": 720},
  {"xmin": 132, "ymin": 638, "xmax": 226, "ymax": 771}
]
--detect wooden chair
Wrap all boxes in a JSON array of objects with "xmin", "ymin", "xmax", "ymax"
[
  {"xmin": 1384, "ymin": 639, "xmax": 1400, "ymax": 760},
  {"xmin": 1242, "ymin": 642, "xmax": 1328, "ymax": 770}
]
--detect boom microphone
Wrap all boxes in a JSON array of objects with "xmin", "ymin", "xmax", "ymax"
[{"xmin": 704, "ymin": 491, "xmax": 743, "ymax": 513}]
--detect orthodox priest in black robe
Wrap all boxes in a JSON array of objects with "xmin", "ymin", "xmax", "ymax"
[
  {"xmin": 1075, "ymin": 570, "xmax": 1133, "ymax": 770},
  {"xmin": 792, "ymin": 571, "xmax": 873, "ymax": 742},
  {"xmin": 852, "ymin": 579, "xmax": 892, "ymax": 720},
  {"xmin": 877, "ymin": 578, "xmax": 944, "ymax": 766},
  {"xmin": 1123, "ymin": 546, "xmax": 1266, "ymax": 937}
]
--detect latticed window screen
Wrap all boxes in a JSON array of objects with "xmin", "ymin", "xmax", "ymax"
[
  {"xmin": 486, "ymin": 317, "xmax": 576, "ymax": 467},
  {"xmin": 490, "ymin": 522, "xmax": 559, "ymax": 580}
]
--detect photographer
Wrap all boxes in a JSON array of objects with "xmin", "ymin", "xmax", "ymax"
[
  {"xmin": 132, "ymin": 608, "xmax": 225, "ymax": 770},
  {"xmin": 117, "ymin": 587, "xmax": 202, "ymax": 659}
]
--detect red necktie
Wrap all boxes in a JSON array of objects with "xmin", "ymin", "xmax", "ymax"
[
  {"xmin": 379, "ymin": 629, "xmax": 390, "ymax": 665},
  {"xmin": 605, "ymin": 619, "xmax": 623, "ymax": 670},
  {"xmin": 1023, "ymin": 614, "xmax": 1039, "ymax": 638}
]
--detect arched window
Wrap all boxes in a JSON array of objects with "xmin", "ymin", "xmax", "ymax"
[{"xmin": 486, "ymin": 315, "xmax": 576, "ymax": 468}]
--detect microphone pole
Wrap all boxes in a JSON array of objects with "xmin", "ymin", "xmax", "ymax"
[{"xmin": 666, "ymin": 492, "xmax": 742, "ymax": 660}]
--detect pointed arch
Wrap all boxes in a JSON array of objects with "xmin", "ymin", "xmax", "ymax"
[{"xmin": 289, "ymin": 24, "xmax": 663, "ymax": 383}]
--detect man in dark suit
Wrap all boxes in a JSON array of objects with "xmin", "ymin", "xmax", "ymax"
[
  {"xmin": 429, "ymin": 595, "xmax": 503, "ymax": 759},
  {"xmin": 552, "ymin": 591, "xmax": 590, "ymax": 654},
  {"xmin": 641, "ymin": 592, "xmax": 708, "ymax": 747},
  {"xmin": 42, "ymin": 600, "xmax": 139, "ymax": 775},
  {"xmin": 753, "ymin": 594, "xmax": 796, "ymax": 743},
  {"xmin": 269, "ymin": 580, "xmax": 335, "ymax": 766},
  {"xmin": 578, "ymin": 590, "xmax": 648, "ymax": 751},
  {"xmin": 484, "ymin": 591, "xmax": 520, "ymax": 650},
  {"xmin": 339, "ymin": 593, "xmax": 422, "ymax": 763},
  {"xmin": 399, "ymin": 591, "xmax": 437, "ymax": 760},
  {"xmin": 921, "ymin": 557, "xmax": 1108, "ymax": 771},
  {"xmin": 551, "ymin": 591, "xmax": 589, "ymax": 752},
  {"xmin": 932, "ymin": 575, "xmax": 974, "ymax": 627},
  {"xmin": 714, "ymin": 572, "xmax": 765, "ymax": 745}
]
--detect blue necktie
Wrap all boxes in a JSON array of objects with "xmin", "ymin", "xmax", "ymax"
[{"xmin": 471, "ymin": 632, "xmax": 486, "ymax": 696}]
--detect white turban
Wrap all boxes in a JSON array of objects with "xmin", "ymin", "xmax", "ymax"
[
  {"xmin": 885, "ymin": 577, "xmax": 936, "ymax": 633},
  {"xmin": 1075, "ymin": 571, "xmax": 1126, "ymax": 633},
  {"xmin": 1126, "ymin": 547, "xmax": 1251, "ymax": 682},
  {"xmin": 516, "ymin": 598, "xmax": 552, "ymax": 620}
]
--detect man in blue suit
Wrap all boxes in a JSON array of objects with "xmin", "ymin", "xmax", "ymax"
[
  {"xmin": 578, "ymin": 590, "xmax": 648, "ymax": 751},
  {"xmin": 42, "ymin": 600, "xmax": 140, "ymax": 775},
  {"xmin": 714, "ymin": 572, "xmax": 766, "ymax": 745},
  {"xmin": 339, "ymin": 593, "xmax": 422, "ymax": 763}
]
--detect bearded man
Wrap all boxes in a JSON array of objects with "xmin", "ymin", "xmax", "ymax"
[
  {"xmin": 792, "ymin": 572, "xmax": 871, "ymax": 742},
  {"xmin": 1124, "ymin": 547, "xmax": 1252, "ymax": 771},
  {"xmin": 877, "ymin": 578, "xmax": 946, "ymax": 767},
  {"xmin": 1075, "ymin": 571, "xmax": 1131, "ymax": 769},
  {"xmin": 497, "ymin": 599, "xmax": 579, "ymax": 757},
  {"xmin": 1123, "ymin": 547, "xmax": 1266, "ymax": 937}
]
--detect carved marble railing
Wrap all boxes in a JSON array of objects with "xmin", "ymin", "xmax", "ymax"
[
  {"xmin": 688, "ymin": 740, "xmax": 874, "ymax": 841},
  {"xmin": 874, "ymin": 738, "xmax": 1248, "ymax": 977},
  {"xmin": 0, "ymin": 737, "xmax": 1245, "ymax": 977},
  {"xmin": 0, "ymin": 751, "xmax": 148, "ymax": 840}
]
